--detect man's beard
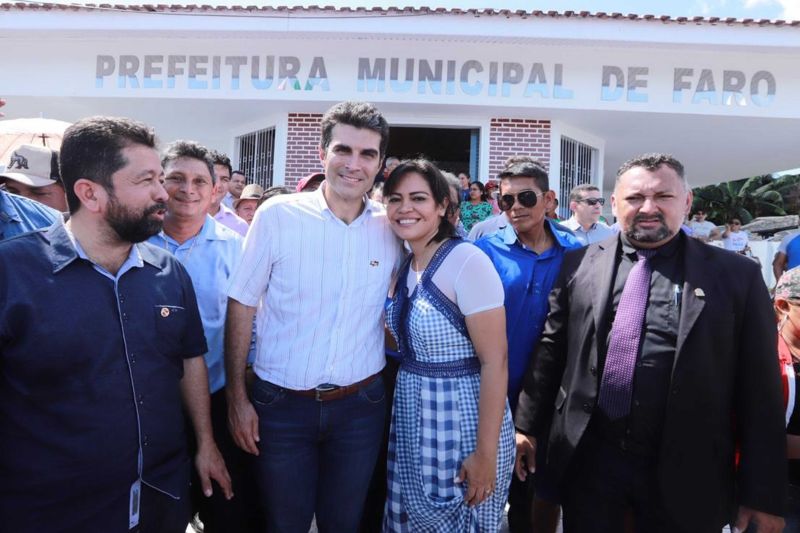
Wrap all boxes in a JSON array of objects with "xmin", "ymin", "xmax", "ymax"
[
  {"xmin": 106, "ymin": 193, "xmax": 166, "ymax": 243},
  {"xmin": 625, "ymin": 213, "xmax": 673, "ymax": 243}
]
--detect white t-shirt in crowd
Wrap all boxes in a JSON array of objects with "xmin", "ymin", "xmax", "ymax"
[
  {"xmin": 688, "ymin": 220, "xmax": 717, "ymax": 239},
  {"xmin": 404, "ymin": 241, "xmax": 503, "ymax": 316},
  {"xmin": 723, "ymin": 230, "xmax": 749, "ymax": 252}
]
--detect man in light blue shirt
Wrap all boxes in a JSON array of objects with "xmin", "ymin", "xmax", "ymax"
[
  {"xmin": 0, "ymin": 189, "xmax": 59, "ymax": 241},
  {"xmin": 561, "ymin": 183, "xmax": 616, "ymax": 246},
  {"xmin": 147, "ymin": 140, "xmax": 256, "ymax": 532}
]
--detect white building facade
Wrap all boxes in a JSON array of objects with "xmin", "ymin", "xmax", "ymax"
[{"xmin": 2, "ymin": 4, "xmax": 799, "ymax": 216}]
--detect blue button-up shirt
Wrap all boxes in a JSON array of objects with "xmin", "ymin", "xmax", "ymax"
[
  {"xmin": 0, "ymin": 220, "xmax": 207, "ymax": 532},
  {"xmin": 474, "ymin": 219, "xmax": 582, "ymax": 412},
  {"xmin": 148, "ymin": 215, "xmax": 243, "ymax": 394},
  {"xmin": 0, "ymin": 189, "xmax": 59, "ymax": 241}
]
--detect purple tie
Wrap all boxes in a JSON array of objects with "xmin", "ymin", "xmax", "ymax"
[{"xmin": 598, "ymin": 249, "xmax": 656, "ymax": 420}]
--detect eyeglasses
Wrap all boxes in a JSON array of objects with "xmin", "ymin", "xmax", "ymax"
[
  {"xmin": 577, "ymin": 197, "xmax": 605, "ymax": 206},
  {"xmin": 499, "ymin": 190, "xmax": 543, "ymax": 211}
]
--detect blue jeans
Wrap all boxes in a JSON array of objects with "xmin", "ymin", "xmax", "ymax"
[{"xmin": 251, "ymin": 376, "xmax": 386, "ymax": 533}]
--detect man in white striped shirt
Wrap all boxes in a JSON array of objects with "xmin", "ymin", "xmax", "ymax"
[{"xmin": 225, "ymin": 101, "xmax": 402, "ymax": 533}]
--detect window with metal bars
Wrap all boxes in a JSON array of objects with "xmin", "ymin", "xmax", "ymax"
[
  {"xmin": 236, "ymin": 127, "xmax": 275, "ymax": 189},
  {"xmin": 559, "ymin": 137, "xmax": 598, "ymax": 219}
]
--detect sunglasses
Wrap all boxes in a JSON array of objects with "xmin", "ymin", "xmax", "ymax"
[
  {"xmin": 578, "ymin": 197, "xmax": 605, "ymax": 206},
  {"xmin": 499, "ymin": 190, "xmax": 543, "ymax": 211}
]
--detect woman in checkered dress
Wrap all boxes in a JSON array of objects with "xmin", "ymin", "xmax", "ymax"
[{"xmin": 382, "ymin": 160, "xmax": 515, "ymax": 532}]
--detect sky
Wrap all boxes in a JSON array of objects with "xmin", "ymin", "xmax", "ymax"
[{"xmin": 41, "ymin": 0, "xmax": 800, "ymax": 20}]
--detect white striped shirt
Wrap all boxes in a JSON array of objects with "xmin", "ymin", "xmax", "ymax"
[{"xmin": 228, "ymin": 184, "xmax": 403, "ymax": 390}]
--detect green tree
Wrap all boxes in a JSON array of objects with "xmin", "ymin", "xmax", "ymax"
[{"xmin": 692, "ymin": 174, "xmax": 789, "ymax": 225}]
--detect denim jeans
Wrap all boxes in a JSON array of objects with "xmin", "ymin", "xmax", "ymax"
[{"xmin": 251, "ymin": 375, "xmax": 386, "ymax": 533}]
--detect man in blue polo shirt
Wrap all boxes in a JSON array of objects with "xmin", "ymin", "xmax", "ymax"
[
  {"xmin": 0, "ymin": 116, "xmax": 231, "ymax": 533},
  {"xmin": 475, "ymin": 156, "xmax": 581, "ymax": 533},
  {"xmin": 149, "ymin": 140, "xmax": 259, "ymax": 532},
  {"xmin": 0, "ymin": 188, "xmax": 59, "ymax": 240}
]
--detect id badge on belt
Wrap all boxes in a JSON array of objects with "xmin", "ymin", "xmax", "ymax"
[{"xmin": 129, "ymin": 478, "xmax": 141, "ymax": 529}]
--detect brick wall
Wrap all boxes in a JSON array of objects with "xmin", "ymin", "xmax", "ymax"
[
  {"xmin": 488, "ymin": 118, "xmax": 551, "ymax": 179},
  {"xmin": 284, "ymin": 113, "xmax": 323, "ymax": 190}
]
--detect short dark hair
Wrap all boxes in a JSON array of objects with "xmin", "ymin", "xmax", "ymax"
[
  {"xmin": 469, "ymin": 180, "xmax": 488, "ymax": 202},
  {"xmin": 497, "ymin": 156, "xmax": 549, "ymax": 193},
  {"xmin": 616, "ymin": 153, "xmax": 686, "ymax": 184},
  {"xmin": 320, "ymin": 101, "xmax": 390, "ymax": 158},
  {"xmin": 161, "ymin": 140, "xmax": 216, "ymax": 184},
  {"xmin": 384, "ymin": 159, "xmax": 455, "ymax": 244},
  {"xmin": 569, "ymin": 183, "xmax": 600, "ymax": 202},
  {"xmin": 60, "ymin": 116, "xmax": 157, "ymax": 214},
  {"xmin": 209, "ymin": 150, "xmax": 232, "ymax": 177}
]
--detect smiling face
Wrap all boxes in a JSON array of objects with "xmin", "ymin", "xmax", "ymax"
[
  {"xmin": 499, "ymin": 175, "xmax": 551, "ymax": 237},
  {"xmin": 163, "ymin": 157, "xmax": 215, "ymax": 224},
  {"xmin": 319, "ymin": 123, "xmax": 382, "ymax": 208},
  {"xmin": 611, "ymin": 163, "xmax": 692, "ymax": 249},
  {"xmin": 385, "ymin": 171, "xmax": 447, "ymax": 246}
]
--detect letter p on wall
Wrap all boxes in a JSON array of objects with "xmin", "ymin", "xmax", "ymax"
[{"xmin": 96, "ymin": 55, "xmax": 115, "ymax": 88}]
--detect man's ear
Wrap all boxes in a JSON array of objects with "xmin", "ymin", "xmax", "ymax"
[{"xmin": 72, "ymin": 179, "xmax": 108, "ymax": 214}]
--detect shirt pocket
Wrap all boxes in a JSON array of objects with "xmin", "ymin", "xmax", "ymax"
[{"xmin": 153, "ymin": 304, "xmax": 188, "ymax": 358}]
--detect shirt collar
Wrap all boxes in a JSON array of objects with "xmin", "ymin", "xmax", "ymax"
[
  {"xmin": 47, "ymin": 218, "xmax": 157, "ymax": 273},
  {"xmin": 620, "ymin": 229, "xmax": 683, "ymax": 259},
  {"xmin": 314, "ymin": 181, "xmax": 377, "ymax": 223},
  {"xmin": 0, "ymin": 191, "xmax": 22, "ymax": 223},
  {"xmin": 158, "ymin": 215, "xmax": 221, "ymax": 246},
  {"xmin": 500, "ymin": 217, "xmax": 578, "ymax": 250}
]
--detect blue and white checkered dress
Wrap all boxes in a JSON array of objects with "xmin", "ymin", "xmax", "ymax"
[{"xmin": 384, "ymin": 239, "xmax": 515, "ymax": 533}]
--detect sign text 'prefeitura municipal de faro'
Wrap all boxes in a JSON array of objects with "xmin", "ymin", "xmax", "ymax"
[{"xmin": 94, "ymin": 54, "xmax": 777, "ymax": 108}]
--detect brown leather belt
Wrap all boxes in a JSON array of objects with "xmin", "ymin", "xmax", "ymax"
[{"xmin": 289, "ymin": 372, "xmax": 381, "ymax": 402}]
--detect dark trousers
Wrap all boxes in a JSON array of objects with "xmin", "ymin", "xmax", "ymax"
[
  {"xmin": 251, "ymin": 375, "xmax": 386, "ymax": 533},
  {"xmin": 561, "ymin": 430, "xmax": 713, "ymax": 533},
  {"xmin": 191, "ymin": 389, "xmax": 263, "ymax": 533},
  {"xmin": 137, "ymin": 483, "xmax": 191, "ymax": 533},
  {"xmin": 507, "ymin": 475, "xmax": 534, "ymax": 532}
]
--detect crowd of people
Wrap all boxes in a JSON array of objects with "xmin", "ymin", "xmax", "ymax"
[{"xmin": 0, "ymin": 97, "xmax": 794, "ymax": 533}]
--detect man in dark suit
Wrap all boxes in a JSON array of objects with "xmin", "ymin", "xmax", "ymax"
[{"xmin": 514, "ymin": 153, "xmax": 786, "ymax": 532}]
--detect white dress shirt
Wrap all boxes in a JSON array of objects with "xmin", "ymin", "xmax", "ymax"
[{"xmin": 228, "ymin": 184, "xmax": 403, "ymax": 390}]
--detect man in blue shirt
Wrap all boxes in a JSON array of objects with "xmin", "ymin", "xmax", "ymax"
[
  {"xmin": 0, "ymin": 188, "xmax": 58, "ymax": 240},
  {"xmin": 0, "ymin": 117, "xmax": 231, "ymax": 533},
  {"xmin": 148, "ymin": 140, "xmax": 258, "ymax": 532},
  {"xmin": 475, "ymin": 156, "xmax": 581, "ymax": 533}
]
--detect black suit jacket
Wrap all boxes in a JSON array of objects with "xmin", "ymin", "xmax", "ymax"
[{"xmin": 515, "ymin": 234, "xmax": 787, "ymax": 530}]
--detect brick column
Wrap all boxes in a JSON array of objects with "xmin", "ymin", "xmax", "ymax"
[
  {"xmin": 488, "ymin": 118, "xmax": 551, "ymax": 178},
  {"xmin": 285, "ymin": 113, "xmax": 323, "ymax": 190}
]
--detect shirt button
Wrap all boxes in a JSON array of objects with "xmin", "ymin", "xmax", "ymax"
[
  {"xmin": 138, "ymin": 394, "xmax": 144, "ymax": 405},
  {"xmin": 582, "ymin": 402, "xmax": 592, "ymax": 414},
  {"xmin": 636, "ymin": 361, "xmax": 643, "ymax": 368},
  {"xmin": 590, "ymin": 366, "xmax": 597, "ymax": 376},
  {"xmin": 143, "ymin": 435, "xmax": 149, "ymax": 446},
  {"xmin": 634, "ymin": 400, "xmax": 640, "ymax": 407}
]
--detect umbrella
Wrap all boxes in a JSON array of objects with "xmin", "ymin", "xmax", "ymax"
[{"xmin": 0, "ymin": 117, "xmax": 72, "ymax": 169}]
